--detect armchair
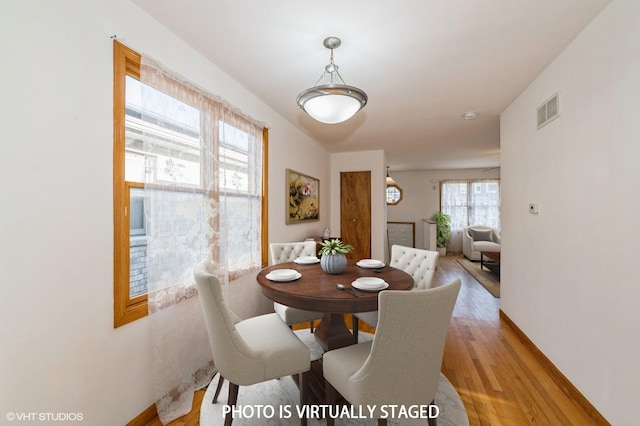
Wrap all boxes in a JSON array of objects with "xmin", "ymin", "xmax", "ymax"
[{"xmin": 462, "ymin": 225, "xmax": 500, "ymax": 261}]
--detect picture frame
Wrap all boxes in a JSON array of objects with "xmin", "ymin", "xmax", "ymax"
[{"xmin": 286, "ymin": 169, "xmax": 320, "ymax": 224}]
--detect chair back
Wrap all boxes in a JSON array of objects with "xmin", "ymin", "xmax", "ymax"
[
  {"xmin": 194, "ymin": 260, "xmax": 262, "ymax": 385},
  {"xmin": 389, "ymin": 245, "xmax": 439, "ymax": 290},
  {"xmin": 350, "ymin": 279, "xmax": 461, "ymax": 407},
  {"xmin": 269, "ymin": 241, "xmax": 317, "ymax": 264}
]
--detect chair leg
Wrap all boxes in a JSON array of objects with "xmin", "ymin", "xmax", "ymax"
[
  {"xmin": 212, "ymin": 373, "xmax": 225, "ymax": 403},
  {"xmin": 352, "ymin": 316, "xmax": 359, "ymax": 343},
  {"xmin": 299, "ymin": 371, "xmax": 309, "ymax": 426},
  {"xmin": 225, "ymin": 382, "xmax": 239, "ymax": 426},
  {"xmin": 428, "ymin": 399, "xmax": 437, "ymax": 426},
  {"xmin": 325, "ymin": 379, "xmax": 337, "ymax": 426},
  {"xmin": 309, "ymin": 320, "xmax": 315, "ymax": 333}
]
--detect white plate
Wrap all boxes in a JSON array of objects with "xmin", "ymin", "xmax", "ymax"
[
  {"xmin": 294, "ymin": 256, "xmax": 320, "ymax": 264},
  {"xmin": 356, "ymin": 260, "xmax": 385, "ymax": 269},
  {"xmin": 269, "ymin": 269, "xmax": 299, "ymax": 279},
  {"xmin": 352, "ymin": 280, "xmax": 389, "ymax": 291},
  {"xmin": 266, "ymin": 272, "xmax": 302, "ymax": 282},
  {"xmin": 355, "ymin": 277, "xmax": 385, "ymax": 287},
  {"xmin": 359, "ymin": 259, "xmax": 384, "ymax": 266}
]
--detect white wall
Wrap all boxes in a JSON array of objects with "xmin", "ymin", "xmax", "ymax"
[
  {"xmin": 268, "ymin": 139, "xmax": 330, "ymax": 247},
  {"xmin": 500, "ymin": 0, "xmax": 639, "ymax": 423},
  {"xmin": 0, "ymin": 0, "xmax": 328, "ymax": 424},
  {"xmin": 387, "ymin": 169, "xmax": 500, "ymax": 251},
  {"xmin": 329, "ymin": 151, "xmax": 386, "ymax": 261}
]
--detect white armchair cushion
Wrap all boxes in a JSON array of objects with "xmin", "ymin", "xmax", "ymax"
[
  {"xmin": 274, "ymin": 302, "xmax": 322, "ymax": 325},
  {"xmin": 474, "ymin": 241, "xmax": 501, "ymax": 252},
  {"xmin": 353, "ymin": 311, "xmax": 379, "ymax": 328},
  {"xmin": 468, "ymin": 228, "xmax": 493, "ymax": 242},
  {"xmin": 324, "ymin": 340, "xmax": 373, "ymax": 388},
  {"xmin": 235, "ymin": 314, "xmax": 311, "ymax": 382}
]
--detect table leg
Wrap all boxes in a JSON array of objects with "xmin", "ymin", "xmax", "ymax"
[{"xmin": 314, "ymin": 313, "xmax": 355, "ymax": 351}]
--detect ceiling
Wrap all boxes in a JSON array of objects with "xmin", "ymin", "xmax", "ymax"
[{"xmin": 131, "ymin": 0, "xmax": 610, "ymax": 171}]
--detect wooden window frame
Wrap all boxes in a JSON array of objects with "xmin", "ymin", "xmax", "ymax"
[
  {"xmin": 114, "ymin": 41, "xmax": 144, "ymax": 327},
  {"xmin": 113, "ymin": 41, "xmax": 268, "ymax": 327},
  {"xmin": 386, "ymin": 183, "xmax": 403, "ymax": 205}
]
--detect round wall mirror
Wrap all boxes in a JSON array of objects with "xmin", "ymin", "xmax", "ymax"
[{"xmin": 386, "ymin": 184, "xmax": 403, "ymax": 205}]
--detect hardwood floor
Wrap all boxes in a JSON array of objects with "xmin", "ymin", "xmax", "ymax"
[
  {"xmin": 145, "ymin": 255, "xmax": 606, "ymax": 426},
  {"xmin": 435, "ymin": 255, "xmax": 606, "ymax": 426}
]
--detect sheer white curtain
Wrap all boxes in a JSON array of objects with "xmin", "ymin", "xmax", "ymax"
[
  {"xmin": 441, "ymin": 179, "xmax": 500, "ymax": 252},
  {"xmin": 441, "ymin": 179, "xmax": 500, "ymax": 230},
  {"xmin": 138, "ymin": 57, "xmax": 263, "ymax": 424},
  {"xmin": 440, "ymin": 180, "xmax": 468, "ymax": 231}
]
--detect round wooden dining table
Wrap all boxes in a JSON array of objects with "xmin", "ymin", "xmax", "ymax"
[{"xmin": 257, "ymin": 259, "xmax": 414, "ymax": 351}]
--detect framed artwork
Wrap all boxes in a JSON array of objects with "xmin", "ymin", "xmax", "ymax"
[{"xmin": 286, "ymin": 169, "xmax": 320, "ymax": 224}]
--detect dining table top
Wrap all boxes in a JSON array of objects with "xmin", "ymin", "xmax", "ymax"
[{"xmin": 256, "ymin": 259, "xmax": 414, "ymax": 314}]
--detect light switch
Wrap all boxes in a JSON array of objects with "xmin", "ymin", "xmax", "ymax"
[{"xmin": 529, "ymin": 203, "xmax": 539, "ymax": 214}]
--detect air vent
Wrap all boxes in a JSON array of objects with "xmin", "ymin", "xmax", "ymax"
[{"xmin": 537, "ymin": 92, "xmax": 560, "ymax": 129}]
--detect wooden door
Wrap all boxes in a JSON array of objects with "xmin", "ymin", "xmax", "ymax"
[{"xmin": 340, "ymin": 171, "xmax": 371, "ymax": 260}]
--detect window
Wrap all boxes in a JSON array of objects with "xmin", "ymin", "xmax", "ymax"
[
  {"xmin": 440, "ymin": 180, "xmax": 500, "ymax": 230},
  {"xmin": 218, "ymin": 122, "xmax": 265, "ymax": 276},
  {"xmin": 113, "ymin": 41, "xmax": 268, "ymax": 327},
  {"xmin": 386, "ymin": 184, "xmax": 403, "ymax": 205}
]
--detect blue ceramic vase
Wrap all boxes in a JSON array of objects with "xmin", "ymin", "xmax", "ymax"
[{"xmin": 320, "ymin": 253, "xmax": 347, "ymax": 274}]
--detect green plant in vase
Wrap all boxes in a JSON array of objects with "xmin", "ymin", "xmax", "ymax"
[
  {"xmin": 318, "ymin": 239, "xmax": 353, "ymax": 274},
  {"xmin": 432, "ymin": 212, "xmax": 452, "ymax": 255}
]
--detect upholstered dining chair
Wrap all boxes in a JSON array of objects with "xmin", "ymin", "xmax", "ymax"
[
  {"xmin": 270, "ymin": 241, "xmax": 323, "ymax": 331},
  {"xmin": 324, "ymin": 279, "xmax": 461, "ymax": 426},
  {"xmin": 352, "ymin": 245, "xmax": 439, "ymax": 342},
  {"xmin": 194, "ymin": 260, "xmax": 311, "ymax": 426}
]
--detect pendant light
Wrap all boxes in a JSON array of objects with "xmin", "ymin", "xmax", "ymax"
[
  {"xmin": 296, "ymin": 37, "xmax": 368, "ymax": 124},
  {"xmin": 386, "ymin": 166, "xmax": 397, "ymax": 185}
]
